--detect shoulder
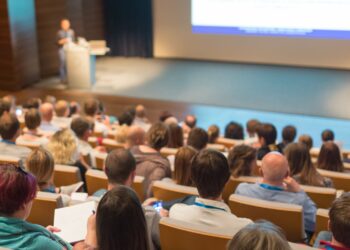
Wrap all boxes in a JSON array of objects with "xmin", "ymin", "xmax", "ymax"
[{"xmin": 235, "ymin": 182, "xmax": 256, "ymax": 193}]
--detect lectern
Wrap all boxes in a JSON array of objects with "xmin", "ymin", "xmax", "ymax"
[{"xmin": 65, "ymin": 40, "xmax": 109, "ymax": 89}]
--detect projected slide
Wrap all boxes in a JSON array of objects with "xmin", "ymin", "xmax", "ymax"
[{"xmin": 192, "ymin": 0, "xmax": 350, "ymax": 39}]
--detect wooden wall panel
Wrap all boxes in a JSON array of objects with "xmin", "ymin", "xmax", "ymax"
[{"xmin": 83, "ymin": 0, "xmax": 105, "ymax": 40}]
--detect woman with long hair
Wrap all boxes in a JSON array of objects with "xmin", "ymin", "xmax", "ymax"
[
  {"xmin": 285, "ymin": 143, "xmax": 333, "ymax": 187},
  {"xmin": 167, "ymin": 123, "xmax": 184, "ymax": 148},
  {"xmin": 228, "ymin": 145, "xmax": 257, "ymax": 177},
  {"xmin": 173, "ymin": 146, "xmax": 197, "ymax": 186},
  {"xmin": 317, "ymin": 141, "xmax": 344, "ymax": 172}
]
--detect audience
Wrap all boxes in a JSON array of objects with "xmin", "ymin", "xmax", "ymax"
[
  {"xmin": 0, "ymin": 113, "xmax": 31, "ymax": 163},
  {"xmin": 23, "ymin": 98, "xmax": 42, "ymax": 110},
  {"xmin": 167, "ymin": 123, "xmax": 184, "ymax": 148},
  {"xmin": 130, "ymin": 122, "xmax": 171, "ymax": 198},
  {"xmin": 182, "ymin": 114, "xmax": 197, "ymax": 135},
  {"xmin": 277, "ymin": 125, "xmax": 297, "ymax": 151},
  {"xmin": 207, "ymin": 125, "xmax": 220, "ymax": 144},
  {"xmin": 225, "ymin": 121, "xmax": 244, "ymax": 140},
  {"xmin": 0, "ymin": 165, "xmax": 72, "ymax": 249},
  {"xmin": 317, "ymin": 141, "xmax": 344, "ymax": 172},
  {"xmin": 133, "ymin": 105, "xmax": 151, "ymax": 131},
  {"xmin": 187, "ymin": 127, "xmax": 208, "ymax": 151},
  {"xmin": 228, "ymin": 145, "xmax": 257, "ymax": 178},
  {"xmin": 235, "ymin": 152, "xmax": 316, "ymax": 234},
  {"xmin": 118, "ymin": 111, "xmax": 134, "ymax": 126},
  {"xmin": 16, "ymin": 108, "xmax": 49, "ymax": 146},
  {"xmin": 52, "ymin": 100, "xmax": 71, "ymax": 129},
  {"xmin": 126, "ymin": 126, "xmax": 146, "ymax": 149},
  {"xmin": 84, "ymin": 186, "xmax": 150, "ymax": 250},
  {"xmin": 298, "ymin": 134, "xmax": 313, "ymax": 150},
  {"xmin": 245, "ymin": 119, "xmax": 260, "ymax": 145},
  {"xmin": 322, "ymin": 129, "xmax": 335, "ymax": 142},
  {"xmin": 172, "ymin": 146, "xmax": 197, "ymax": 186},
  {"xmin": 68, "ymin": 101, "xmax": 80, "ymax": 118},
  {"xmin": 170, "ymin": 149, "xmax": 252, "ymax": 234},
  {"xmin": 314, "ymin": 192, "xmax": 350, "ymax": 250},
  {"xmin": 39, "ymin": 102, "xmax": 60, "ymax": 133},
  {"xmin": 227, "ymin": 220, "xmax": 291, "ymax": 250},
  {"xmin": 256, "ymin": 123, "xmax": 281, "ymax": 160},
  {"xmin": 84, "ymin": 98, "xmax": 108, "ymax": 136}
]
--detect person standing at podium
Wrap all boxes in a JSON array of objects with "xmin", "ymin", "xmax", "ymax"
[{"xmin": 57, "ymin": 19, "xmax": 75, "ymax": 83}]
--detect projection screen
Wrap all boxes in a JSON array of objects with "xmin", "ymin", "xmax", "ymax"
[{"xmin": 153, "ymin": 0, "xmax": 350, "ymax": 69}]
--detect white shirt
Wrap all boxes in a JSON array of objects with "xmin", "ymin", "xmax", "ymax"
[
  {"xmin": 77, "ymin": 139, "xmax": 96, "ymax": 167},
  {"xmin": 40, "ymin": 121, "xmax": 60, "ymax": 133},
  {"xmin": 51, "ymin": 116, "xmax": 72, "ymax": 129},
  {"xmin": 169, "ymin": 197, "xmax": 252, "ymax": 235},
  {"xmin": 133, "ymin": 117, "xmax": 151, "ymax": 132}
]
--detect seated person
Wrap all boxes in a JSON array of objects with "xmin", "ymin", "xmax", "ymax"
[
  {"xmin": 284, "ymin": 143, "xmax": 333, "ymax": 187},
  {"xmin": 82, "ymin": 186, "xmax": 149, "ymax": 250},
  {"xmin": 322, "ymin": 129, "xmax": 335, "ymax": 142},
  {"xmin": 166, "ymin": 123, "xmax": 184, "ymax": 149},
  {"xmin": 225, "ymin": 121, "xmax": 244, "ymax": 140},
  {"xmin": 235, "ymin": 152, "xmax": 316, "ymax": 234},
  {"xmin": 169, "ymin": 149, "xmax": 252, "ymax": 234},
  {"xmin": 0, "ymin": 113, "xmax": 31, "ymax": 163},
  {"xmin": 245, "ymin": 119, "xmax": 260, "ymax": 146},
  {"xmin": 130, "ymin": 122, "xmax": 171, "ymax": 198},
  {"xmin": 26, "ymin": 148, "xmax": 83, "ymax": 206},
  {"xmin": 314, "ymin": 192, "xmax": 350, "ymax": 250},
  {"xmin": 84, "ymin": 98, "xmax": 109, "ymax": 136},
  {"xmin": 0, "ymin": 164, "xmax": 72, "ymax": 250},
  {"xmin": 256, "ymin": 123, "xmax": 282, "ymax": 160},
  {"xmin": 298, "ymin": 134, "xmax": 313, "ymax": 151},
  {"xmin": 133, "ymin": 104, "xmax": 151, "ymax": 132},
  {"xmin": 93, "ymin": 149, "xmax": 162, "ymax": 250},
  {"xmin": 182, "ymin": 114, "xmax": 197, "ymax": 135},
  {"xmin": 16, "ymin": 108, "xmax": 49, "ymax": 146},
  {"xmin": 277, "ymin": 125, "xmax": 297, "ymax": 151},
  {"xmin": 228, "ymin": 144, "xmax": 257, "ymax": 178},
  {"xmin": 39, "ymin": 102, "xmax": 59, "ymax": 133},
  {"xmin": 187, "ymin": 127, "xmax": 208, "ymax": 151},
  {"xmin": 317, "ymin": 142, "xmax": 344, "ymax": 172},
  {"xmin": 51, "ymin": 100, "xmax": 72, "ymax": 129},
  {"xmin": 207, "ymin": 125, "xmax": 220, "ymax": 144},
  {"xmin": 227, "ymin": 220, "xmax": 291, "ymax": 250},
  {"xmin": 125, "ymin": 126, "xmax": 146, "ymax": 149}
]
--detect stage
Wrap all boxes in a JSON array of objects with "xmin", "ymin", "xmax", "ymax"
[{"xmin": 34, "ymin": 57, "xmax": 350, "ymax": 148}]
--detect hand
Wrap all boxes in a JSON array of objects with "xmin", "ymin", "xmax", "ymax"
[
  {"xmin": 87, "ymin": 214, "xmax": 97, "ymax": 233},
  {"xmin": 159, "ymin": 208, "xmax": 169, "ymax": 218},
  {"xmin": 46, "ymin": 225, "xmax": 61, "ymax": 233},
  {"xmin": 85, "ymin": 214, "xmax": 97, "ymax": 248},
  {"xmin": 283, "ymin": 177, "xmax": 301, "ymax": 193},
  {"xmin": 142, "ymin": 197, "xmax": 159, "ymax": 206}
]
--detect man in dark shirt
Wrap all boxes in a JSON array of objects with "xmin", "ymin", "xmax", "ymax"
[{"xmin": 57, "ymin": 19, "xmax": 75, "ymax": 83}]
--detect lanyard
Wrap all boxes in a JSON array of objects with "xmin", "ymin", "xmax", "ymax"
[
  {"xmin": 259, "ymin": 183, "xmax": 284, "ymax": 191},
  {"xmin": 194, "ymin": 202, "xmax": 226, "ymax": 212},
  {"xmin": 1, "ymin": 140, "xmax": 15, "ymax": 145}
]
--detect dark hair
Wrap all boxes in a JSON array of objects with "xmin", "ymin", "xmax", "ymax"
[
  {"xmin": 167, "ymin": 123, "xmax": 184, "ymax": 148},
  {"xmin": 284, "ymin": 143, "xmax": 326, "ymax": 187},
  {"xmin": 329, "ymin": 192, "xmax": 350, "ymax": 247},
  {"xmin": 174, "ymin": 146, "xmax": 197, "ymax": 186},
  {"xmin": 228, "ymin": 145, "xmax": 256, "ymax": 178},
  {"xmin": 0, "ymin": 113, "xmax": 20, "ymax": 140},
  {"xmin": 0, "ymin": 165, "xmax": 37, "ymax": 215},
  {"xmin": 185, "ymin": 115, "xmax": 197, "ymax": 128},
  {"xmin": 159, "ymin": 111, "xmax": 173, "ymax": 122},
  {"xmin": 24, "ymin": 98, "xmax": 41, "ymax": 109},
  {"xmin": 191, "ymin": 149, "xmax": 230, "ymax": 198},
  {"xmin": 96, "ymin": 186, "xmax": 149, "ymax": 250},
  {"xmin": 146, "ymin": 122, "xmax": 169, "ymax": 151},
  {"xmin": 246, "ymin": 119, "xmax": 260, "ymax": 136},
  {"xmin": 187, "ymin": 128, "xmax": 208, "ymax": 151},
  {"xmin": 227, "ymin": 220, "xmax": 291, "ymax": 250},
  {"xmin": 298, "ymin": 134, "xmax": 313, "ymax": 150},
  {"xmin": 225, "ymin": 121, "xmax": 244, "ymax": 140},
  {"xmin": 69, "ymin": 102, "xmax": 79, "ymax": 117},
  {"xmin": 282, "ymin": 125, "xmax": 297, "ymax": 143},
  {"xmin": 257, "ymin": 123, "xmax": 277, "ymax": 146},
  {"xmin": 317, "ymin": 142, "xmax": 344, "ymax": 172},
  {"xmin": 207, "ymin": 125, "xmax": 220, "ymax": 143},
  {"xmin": 25, "ymin": 108, "xmax": 41, "ymax": 130},
  {"xmin": 0, "ymin": 98, "xmax": 11, "ymax": 116},
  {"xmin": 71, "ymin": 117, "xmax": 93, "ymax": 138},
  {"xmin": 322, "ymin": 129, "xmax": 334, "ymax": 142},
  {"xmin": 84, "ymin": 98, "xmax": 99, "ymax": 116},
  {"xmin": 105, "ymin": 149, "xmax": 136, "ymax": 185},
  {"xmin": 118, "ymin": 112, "xmax": 134, "ymax": 126}
]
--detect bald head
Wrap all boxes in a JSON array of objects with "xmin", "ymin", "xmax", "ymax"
[
  {"xmin": 261, "ymin": 152, "xmax": 289, "ymax": 183},
  {"xmin": 185, "ymin": 115, "xmax": 197, "ymax": 128},
  {"xmin": 55, "ymin": 100, "xmax": 69, "ymax": 117},
  {"xmin": 126, "ymin": 126, "xmax": 145, "ymax": 148},
  {"xmin": 135, "ymin": 105, "xmax": 146, "ymax": 118},
  {"xmin": 40, "ymin": 102, "xmax": 54, "ymax": 122}
]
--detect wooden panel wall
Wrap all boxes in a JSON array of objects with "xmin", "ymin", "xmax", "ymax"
[
  {"xmin": 83, "ymin": 0, "xmax": 105, "ymax": 40},
  {"xmin": 0, "ymin": 0, "xmax": 40, "ymax": 90}
]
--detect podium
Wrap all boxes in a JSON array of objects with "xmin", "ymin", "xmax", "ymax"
[{"xmin": 65, "ymin": 40, "xmax": 109, "ymax": 89}]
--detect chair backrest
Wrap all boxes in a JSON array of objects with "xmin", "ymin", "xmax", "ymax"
[
  {"xmin": 102, "ymin": 138, "xmax": 125, "ymax": 152},
  {"xmin": 318, "ymin": 169, "xmax": 350, "ymax": 191},
  {"xmin": 16, "ymin": 141, "xmax": 40, "ymax": 151},
  {"xmin": 152, "ymin": 181, "xmax": 198, "ymax": 201},
  {"xmin": 228, "ymin": 194, "xmax": 304, "ymax": 242},
  {"xmin": 95, "ymin": 152, "xmax": 107, "ymax": 170},
  {"xmin": 315, "ymin": 209, "xmax": 329, "ymax": 240},
  {"xmin": 300, "ymin": 185, "xmax": 337, "ymax": 209},
  {"xmin": 159, "ymin": 217, "xmax": 232, "ymax": 250},
  {"xmin": 207, "ymin": 143, "xmax": 226, "ymax": 152},
  {"xmin": 88, "ymin": 137, "xmax": 99, "ymax": 148},
  {"xmin": 27, "ymin": 191, "xmax": 63, "ymax": 227},
  {"xmin": 222, "ymin": 176, "xmax": 260, "ymax": 203},
  {"xmin": 54, "ymin": 164, "xmax": 82, "ymax": 187},
  {"xmin": 85, "ymin": 169, "xmax": 108, "ymax": 195},
  {"xmin": 0, "ymin": 155, "xmax": 21, "ymax": 166},
  {"xmin": 132, "ymin": 175, "xmax": 145, "ymax": 202},
  {"xmin": 160, "ymin": 147, "xmax": 179, "ymax": 158},
  {"xmin": 216, "ymin": 137, "xmax": 244, "ymax": 150},
  {"xmin": 92, "ymin": 131, "xmax": 104, "ymax": 138}
]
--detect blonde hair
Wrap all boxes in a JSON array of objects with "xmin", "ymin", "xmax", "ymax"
[
  {"xmin": 47, "ymin": 128, "xmax": 78, "ymax": 165},
  {"xmin": 116, "ymin": 125, "xmax": 129, "ymax": 143},
  {"xmin": 26, "ymin": 148, "xmax": 55, "ymax": 188}
]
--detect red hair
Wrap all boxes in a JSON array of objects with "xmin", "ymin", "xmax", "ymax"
[{"xmin": 0, "ymin": 165, "xmax": 37, "ymax": 215}]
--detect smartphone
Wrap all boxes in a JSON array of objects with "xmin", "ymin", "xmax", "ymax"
[
  {"xmin": 15, "ymin": 108, "xmax": 22, "ymax": 117},
  {"xmin": 153, "ymin": 201, "xmax": 163, "ymax": 213}
]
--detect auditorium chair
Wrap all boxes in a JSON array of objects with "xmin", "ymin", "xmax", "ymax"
[
  {"xmin": 222, "ymin": 176, "xmax": 260, "ymax": 203},
  {"xmin": 132, "ymin": 176, "xmax": 145, "ymax": 202},
  {"xmin": 207, "ymin": 143, "xmax": 226, "ymax": 152},
  {"xmin": 160, "ymin": 147, "xmax": 178, "ymax": 158},
  {"xmin": 88, "ymin": 137, "xmax": 99, "ymax": 148},
  {"xmin": 228, "ymin": 194, "xmax": 304, "ymax": 242},
  {"xmin": 95, "ymin": 152, "xmax": 107, "ymax": 170},
  {"xmin": 27, "ymin": 192, "xmax": 64, "ymax": 227},
  {"xmin": 92, "ymin": 131, "xmax": 104, "ymax": 138},
  {"xmin": 343, "ymin": 162, "xmax": 350, "ymax": 172},
  {"xmin": 300, "ymin": 185, "xmax": 337, "ymax": 209},
  {"xmin": 152, "ymin": 181, "xmax": 198, "ymax": 201},
  {"xmin": 16, "ymin": 141, "xmax": 40, "ymax": 151},
  {"xmin": 159, "ymin": 217, "xmax": 232, "ymax": 250},
  {"xmin": 0, "ymin": 155, "xmax": 21, "ymax": 166},
  {"xmin": 53, "ymin": 164, "xmax": 82, "ymax": 187},
  {"xmin": 216, "ymin": 137, "xmax": 244, "ymax": 150},
  {"xmin": 311, "ymin": 209, "xmax": 329, "ymax": 245},
  {"xmin": 107, "ymin": 130, "xmax": 116, "ymax": 139},
  {"xmin": 82, "ymin": 154, "xmax": 92, "ymax": 167},
  {"xmin": 102, "ymin": 138, "xmax": 125, "ymax": 152},
  {"xmin": 318, "ymin": 169, "xmax": 350, "ymax": 191}
]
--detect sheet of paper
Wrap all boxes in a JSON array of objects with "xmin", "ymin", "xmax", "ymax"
[
  {"xmin": 54, "ymin": 201, "xmax": 96, "ymax": 243},
  {"xmin": 71, "ymin": 192, "xmax": 88, "ymax": 201}
]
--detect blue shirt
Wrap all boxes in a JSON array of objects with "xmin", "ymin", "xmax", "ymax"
[{"xmin": 235, "ymin": 182, "xmax": 316, "ymax": 232}]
